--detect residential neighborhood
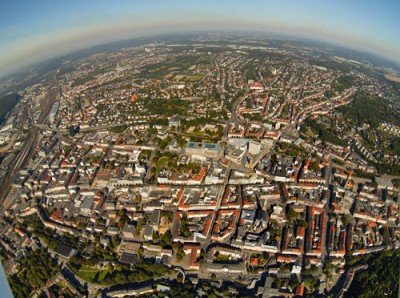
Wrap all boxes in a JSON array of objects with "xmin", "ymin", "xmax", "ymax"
[{"xmin": 0, "ymin": 35, "xmax": 399, "ymax": 298}]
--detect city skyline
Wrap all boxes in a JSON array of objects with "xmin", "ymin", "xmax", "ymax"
[{"xmin": 1, "ymin": 0, "xmax": 400, "ymax": 77}]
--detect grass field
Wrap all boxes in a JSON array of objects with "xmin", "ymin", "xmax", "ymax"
[
  {"xmin": 156, "ymin": 156, "xmax": 170, "ymax": 174},
  {"xmin": 75, "ymin": 266, "xmax": 113, "ymax": 285},
  {"xmin": 188, "ymin": 74, "xmax": 205, "ymax": 82}
]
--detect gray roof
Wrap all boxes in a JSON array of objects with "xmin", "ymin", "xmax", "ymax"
[
  {"xmin": 122, "ymin": 223, "xmax": 136, "ymax": 234},
  {"xmin": 120, "ymin": 253, "xmax": 138, "ymax": 265},
  {"xmin": 375, "ymin": 177, "xmax": 394, "ymax": 188},
  {"xmin": 144, "ymin": 225, "xmax": 154, "ymax": 237},
  {"xmin": 55, "ymin": 243, "xmax": 75, "ymax": 258},
  {"xmin": 81, "ymin": 196, "xmax": 94, "ymax": 210},
  {"xmin": 150, "ymin": 209, "xmax": 161, "ymax": 226}
]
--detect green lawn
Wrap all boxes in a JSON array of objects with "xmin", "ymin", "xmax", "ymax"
[
  {"xmin": 75, "ymin": 266, "xmax": 113, "ymax": 285},
  {"xmin": 156, "ymin": 156, "xmax": 170, "ymax": 173},
  {"xmin": 215, "ymin": 254, "xmax": 230, "ymax": 261},
  {"xmin": 188, "ymin": 74, "xmax": 205, "ymax": 82}
]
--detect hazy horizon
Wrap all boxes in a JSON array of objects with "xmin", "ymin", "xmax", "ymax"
[{"xmin": 1, "ymin": 1, "xmax": 399, "ymax": 77}]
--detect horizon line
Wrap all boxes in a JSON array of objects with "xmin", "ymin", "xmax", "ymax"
[{"xmin": 1, "ymin": 29, "xmax": 399, "ymax": 80}]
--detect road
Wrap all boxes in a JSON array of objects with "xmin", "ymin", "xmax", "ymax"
[
  {"xmin": 145, "ymin": 145, "xmax": 158, "ymax": 183},
  {"xmin": 198, "ymin": 69, "xmax": 251, "ymax": 250},
  {"xmin": 320, "ymin": 156, "xmax": 333, "ymax": 264},
  {"xmin": 101, "ymin": 273, "xmax": 178, "ymax": 297},
  {"xmin": 332, "ymin": 264, "xmax": 368, "ymax": 298},
  {"xmin": 222, "ymin": 68, "xmax": 249, "ymax": 141}
]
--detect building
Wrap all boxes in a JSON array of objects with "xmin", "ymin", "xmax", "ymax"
[
  {"xmin": 80, "ymin": 196, "xmax": 94, "ymax": 215},
  {"xmin": 121, "ymin": 223, "xmax": 136, "ymax": 239},
  {"xmin": 169, "ymin": 116, "xmax": 181, "ymax": 128},
  {"xmin": 183, "ymin": 243, "xmax": 201, "ymax": 270},
  {"xmin": 248, "ymin": 140, "xmax": 262, "ymax": 156},
  {"xmin": 48, "ymin": 102, "xmax": 60, "ymax": 124},
  {"xmin": 185, "ymin": 142, "xmax": 220, "ymax": 159},
  {"xmin": 205, "ymin": 262, "xmax": 246, "ymax": 274},
  {"xmin": 55, "ymin": 243, "xmax": 76, "ymax": 258}
]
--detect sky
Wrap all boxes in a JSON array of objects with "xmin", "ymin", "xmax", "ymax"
[{"xmin": 0, "ymin": 0, "xmax": 399, "ymax": 77}]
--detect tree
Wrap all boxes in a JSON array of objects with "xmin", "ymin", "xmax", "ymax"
[
  {"xmin": 346, "ymin": 249, "xmax": 400, "ymax": 298},
  {"xmin": 161, "ymin": 230, "xmax": 172, "ymax": 247},
  {"xmin": 342, "ymin": 214, "xmax": 351, "ymax": 227},
  {"xmin": 279, "ymin": 142, "xmax": 288, "ymax": 151},
  {"xmin": 287, "ymin": 208, "xmax": 298, "ymax": 221},
  {"xmin": 199, "ymin": 249, "xmax": 206, "ymax": 264},
  {"xmin": 135, "ymin": 194, "xmax": 142, "ymax": 203},
  {"xmin": 301, "ymin": 221, "xmax": 309, "ymax": 229},
  {"xmin": 9, "ymin": 249, "xmax": 60, "ymax": 298},
  {"xmin": 310, "ymin": 160, "xmax": 320, "ymax": 172},
  {"xmin": 272, "ymin": 277, "xmax": 282, "ymax": 289},
  {"xmin": 152, "ymin": 230, "xmax": 160, "ymax": 240},
  {"xmin": 179, "ymin": 215, "xmax": 192, "ymax": 238},
  {"xmin": 177, "ymin": 136, "xmax": 187, "ymax": 148},
  {"xmin": 175, "ymin": 242, "xmax": 186, "ymax": 262},
  {"xmin": 393, "ymin": 179, "xmax": 400, "ymax": 189}
]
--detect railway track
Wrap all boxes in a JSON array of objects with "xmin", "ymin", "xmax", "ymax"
[{"xmin": 0, "ymin": 83, "xmax": 60, "ymax": 207}]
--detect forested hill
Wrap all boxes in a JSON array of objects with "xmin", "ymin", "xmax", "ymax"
[
  {"xmin": 0, "ymin": 93, "xmax": 21, "ymax": 125},
  {"xmin": 345, "ymin": 249, "xmax": 400, "ymax": 298}
]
